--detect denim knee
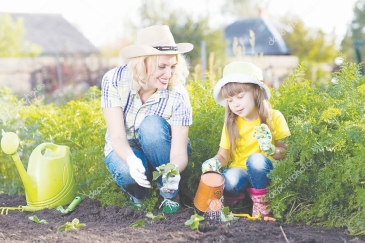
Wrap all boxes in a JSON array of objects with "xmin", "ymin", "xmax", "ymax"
[
  {"xmin": 105, "ymin": 151, "xmax": 148, "ymax": 199},
  {"xmin": 222, "ymin": 168, "xmax": 249, "ymax": 196},
  {"xmin": 138, "ymin": 115, "xmax": 170, "ymax": 145},
  {"xmin": 246, "ymin": 153, "xmax": 273, "ymax": 189}
]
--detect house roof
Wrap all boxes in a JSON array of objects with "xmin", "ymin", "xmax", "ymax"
[
  {"xmin": 2, "ymin": 13, "xmax": 99, "ymax": 56},
  {"xmin": 225, "ymin": 17, "xmax": 290, "ymax": 56}
]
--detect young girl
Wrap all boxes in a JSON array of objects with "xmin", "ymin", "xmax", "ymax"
[{"xmin": 201, "ymin": 61, "xmax": 290, "ymax": 219}]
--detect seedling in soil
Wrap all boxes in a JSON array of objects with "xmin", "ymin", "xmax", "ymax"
[
  {"xmin": 28, "ymin": 215, "xmax": 48, "ymax": 224},
  {"xmin": 129, "ymin": 219, "xmax": 145, "ymax": 228},
  {"xmin": 184, "ymin": 213, "xmax": 205, "ymax": 230},
  {"xmin": 130, "ymin": 212, "xmax": 166, "ymax": 227},
  {"xmin": 145, "ymin": 212, "xmax": 166, "ymax": 222},
  {"xmin": 221, "ymin": 206, "xmax": 238, "ymax": 223},
  {"xmin": 57, "ymin": 218, "xmax": 85, "ymax": 232},
  {"xmin": 153, "ymin": 163, "xmax": 179, "ymax": 181}
]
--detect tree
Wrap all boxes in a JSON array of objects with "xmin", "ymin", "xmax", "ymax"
[
  {"xmin": 0, "ymin": 14, "xmax": 41, "ymax": 57},
  {"xmin": 134, "ymin": 0, "xmax": 227, "ymax": 75},
  {"xmin": 341, "ymin": 0, "xmax": 365, "ymax": 63},
  {"xmin": 283, "ymin": 18, "xmax": 338, "ymax": 63},
  {"xmin": 281, "ymin": 17, "xmax": 339, "ymax": 86},
  {"xmin": 220, "ymin": 0, "xmax": 260, "ymax": 19}
]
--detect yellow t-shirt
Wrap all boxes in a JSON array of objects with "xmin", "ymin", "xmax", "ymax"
[{"xmin": 219, "ymin": 109, "xmax": 291, "ymax": 170}]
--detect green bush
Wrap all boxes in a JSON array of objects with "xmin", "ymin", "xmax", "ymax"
[
  {"xmin": 0, "ymin": 87, "xmax": 122, "ymax": 207},
  {"xmin": 180, "ymin": 78, "xmax": 225, "ymax": 206},
  {"xmin": 269, "ymin": 61, "xmax": 365, "ymax": 235}
]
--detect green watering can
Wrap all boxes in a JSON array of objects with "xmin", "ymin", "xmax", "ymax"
[{"xmin": 1, "ymin": 130, "xmax": 76, "ymax": 212}]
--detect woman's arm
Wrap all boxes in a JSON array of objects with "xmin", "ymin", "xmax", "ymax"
[
  {"xmin": 170, "ymin": 125, "xmax": 190, "ymax": 172},
  {"xmin": 103, "ymin": 107, "xmax": 134, "ymax": 162},
  {"xmin": 271, "ymin": 140, "xmax": 288, "ymax": 160}
]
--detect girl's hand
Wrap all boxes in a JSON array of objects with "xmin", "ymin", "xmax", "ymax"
[
  {"xmin": 201, "ymin": 158, "xmax": 222, "ymax": 173},
  {"xmin": 253, "ymin": 124, "xmax": 275, "ymax": 155}
]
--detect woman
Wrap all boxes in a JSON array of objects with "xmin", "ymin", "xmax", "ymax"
[{"xmin": 101, "ymin": 25, "xmax": 193, "ymax": 213}]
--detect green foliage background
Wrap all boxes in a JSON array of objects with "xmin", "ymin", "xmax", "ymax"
[
  {"xmin": 0, "ymin": 14, "xmax": 41, "ymax": 57},
  {"xmin": 1, "ymin": 61, "xmax": 365, "ymax": 234},
  {"xmin": 269, "ymin": 61, "xmax": 365, "ymax": 235}
]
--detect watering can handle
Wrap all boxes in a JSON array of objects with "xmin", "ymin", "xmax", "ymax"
[
  {"xmin": 39, "ymin": 143, "xmax": 59, "ymax": 151},
  {"xmin": 37, "ymin": 143, "xmax": 61, "ymax": 156}
]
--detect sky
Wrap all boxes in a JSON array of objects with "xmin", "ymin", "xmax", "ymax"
[{"xmin": 0, "ymin": 0, "xmax": 358, "ymax": 48}]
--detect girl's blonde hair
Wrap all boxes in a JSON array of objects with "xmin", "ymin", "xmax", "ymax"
[
  {"xmin": 127, "ymin": 54, "xmax": 190, "ymax": 91},
  {"xmin": 221, "ymin": 82, "xmax": 273, "ymax": 160}
]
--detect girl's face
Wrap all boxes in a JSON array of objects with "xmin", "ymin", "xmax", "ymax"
[
  {"xmin": 227, "ymin": 90, "xmax": 258, "ymax": 121},
  {"xmin": 146, "ymin": 55, "xmax": 177, "ymax": 90}
]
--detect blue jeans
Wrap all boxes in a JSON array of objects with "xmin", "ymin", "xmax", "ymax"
[
  {"xmin": 222, "ymin": 153, "xmax": 273, "ymax": 197},
  {"xmin": 105, "ymin": 115, "xmax": 191, "ymax": 200}
]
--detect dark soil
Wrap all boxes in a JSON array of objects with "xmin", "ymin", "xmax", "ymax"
[{"xmin": 1, "ymin": 194, "xmax": 364, "ymax": 243}]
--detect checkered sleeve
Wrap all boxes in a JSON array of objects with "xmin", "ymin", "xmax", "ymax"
[
  {"xmin": 101, "ymin": 67, "xmax": 123, "ymax": 108},
  {"xmin": 170, "ymin": 87, "xmax": 193, "ymax": 126}
]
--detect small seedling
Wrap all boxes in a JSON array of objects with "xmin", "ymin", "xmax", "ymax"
[
  {"xmin": 152, "ymin": 163, "xmax": 179, "ymax": 181},
  {"xmin": 129, "ymin": 212, "xmax": 166, "ymax": 228},
  {"xmin": 184, "ymin": 213, "xmax": 204, "ymax": 230},
  {"xmin": 221, "ymin": 206, "xmax": 238, "ymax": 223},
  {"xmin": 57, "ymin": 218, "xmax": 85, "ymax": 232},
  {"xmin": 28, "ymin": 215, "xmax": 48, "ymax": 224},
  {"xmin": 146, "ymin": 212, "xmax": 166, "ymax": 222},
  {"xmin": 129, "ymin": 219, "xmax": 145, "ymax": 228}
]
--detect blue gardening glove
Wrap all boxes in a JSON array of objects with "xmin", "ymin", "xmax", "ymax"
[
  {"xmin": 252, "ymin": 124, "xmax": 275, "ymax": 155},
  {"xmin": 160, "ymin": 163, "xmax": 180, "ymax": 193},
  {"xmin": 201, "ymin": 157, "xmax": 222, "ymax": 173}
]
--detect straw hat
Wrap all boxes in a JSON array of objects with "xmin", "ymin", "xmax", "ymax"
[
  {"xmin": 119, "ymin": 25, "xmax": 194, "ymax": 59},
  {"xmin": 213, "ymin": 61, "xmax": 271, "ymax": 106}
]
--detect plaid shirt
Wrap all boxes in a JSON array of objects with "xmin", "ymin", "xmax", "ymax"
[{"xmin": 101, "ymin": 64, "xmax": 193, "ymax": 156}]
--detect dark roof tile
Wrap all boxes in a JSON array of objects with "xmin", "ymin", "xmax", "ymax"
[{"xmin": 225, "ymin": 17, "xmax": 290, "ymax": 56}]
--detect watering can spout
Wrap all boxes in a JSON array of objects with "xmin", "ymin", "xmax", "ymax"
[{"xmin": 1, "ymin": 130, "xmax": 37, "ymax": 200}]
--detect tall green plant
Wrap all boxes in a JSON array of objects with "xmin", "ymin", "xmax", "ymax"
[
  {"xmin": 179, "ymin": 78, "xmax": 225, "ymax": 204},
  {"xmin": 269, "ymin": 61, "xmax": 365, "ymax": 235},
  {"xmin": 0, "ymin": 87, "xmax": 114, "ymax": 202}
]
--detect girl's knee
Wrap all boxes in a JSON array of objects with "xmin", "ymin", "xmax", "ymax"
[{"xmin": 246, "ymin": 153, "xmax": 271, "ymax": 171}]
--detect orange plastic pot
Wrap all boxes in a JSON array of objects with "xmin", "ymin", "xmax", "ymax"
[{"xmin": 193, "ymin": 171, "xmax": 225, "ymax": 212}]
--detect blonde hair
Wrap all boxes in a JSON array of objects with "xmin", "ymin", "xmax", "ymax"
[
  {"xmin": 127, "ymin": 54, "xmax": 190, "ymax": 91},
  {"xmin": 221, "ymin": 82, "xmax": 273, "ymax": 160}
]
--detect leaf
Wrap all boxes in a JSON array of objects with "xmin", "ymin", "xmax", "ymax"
[
  {"xmin": 129, "ymin": 219, "xmax": 145, "ymax": 228},
  {"xmin": 152, "ymin": 163, "xmax": 179, "ymax": 181},
  {"xmin": 184, "ymin": 213, "xmax": 204, "ymax": 230},
  {"xmin": 153, "ymin": 171, "xmax": 162, "ymax": 180},
  {"xmin": 28, "ymin": 215, "xmax": 48, "ymax": 224},
  {"xmin": 220, "ymin": 207, "xmax": 238, "ymax": 223},
  {"xmin": 71, "ymin": 218, "xmax": 80, "ymax": 225},
  {"xmin": 57, "ymin": 218, "xmax": 85, "ymax": 232},
  {"xmin": 145, "ymin": 212, "xmax": 166, "ymax": 222}
]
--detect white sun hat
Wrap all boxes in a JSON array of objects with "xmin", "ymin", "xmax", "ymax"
[{"xmin": 213, "ymin": 61, "xmax": 271, "ymax": 106}]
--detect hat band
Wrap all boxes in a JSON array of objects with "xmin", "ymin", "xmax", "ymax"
[{"xmin": 153, "ymin": 46, "xmax": 178, "ymax": 51}]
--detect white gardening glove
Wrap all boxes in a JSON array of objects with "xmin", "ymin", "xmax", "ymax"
[
  {"xmin": 160, "ymin": 164, "xmax": 180, "ymax": 193},
  {"xmin": 201, "ymin": 157, "xmax": 222, "ymax": 173},
  {"xmin": 161, "ymin": 174, "xmax": 181, "ymax": 193},
  {"xmin": 127, "ymin": 155, "xmax": 151, "ymax": 188}
]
